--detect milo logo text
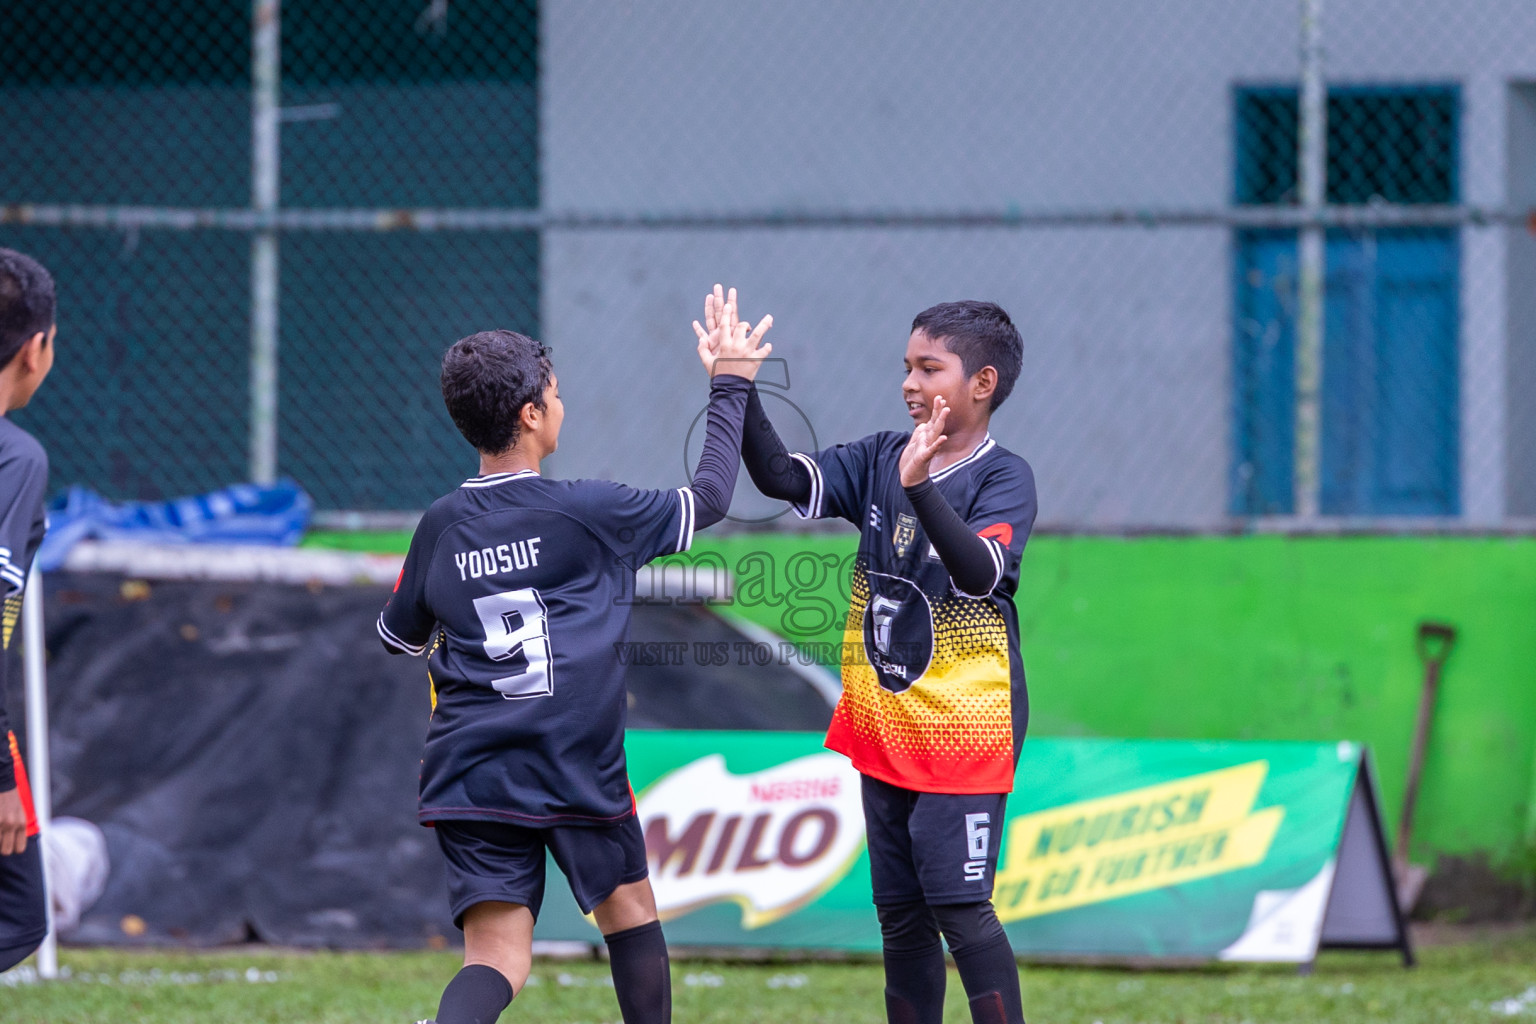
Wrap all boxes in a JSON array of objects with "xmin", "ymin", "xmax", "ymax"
[{"xmin": 637, "ymin": 754, "xmax": 865, "ymax": 928}]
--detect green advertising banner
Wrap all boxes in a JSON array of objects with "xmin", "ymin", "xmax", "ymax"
[{"xmin": 532, "ymin": 732, "xmax": 1409, "ymax": 965}]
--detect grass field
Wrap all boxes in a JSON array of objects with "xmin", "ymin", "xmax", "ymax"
[{"xmin": 3, "ymin": 926, "xmax": 1533, "ymax": 1023}]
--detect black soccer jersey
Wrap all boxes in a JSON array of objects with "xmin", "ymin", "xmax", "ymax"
[
  {"xmin": 790, "ymin": 431, "xmax": 1036, "ymax": 794},
  {"xmin": 0, "ymin": 416, "xmax": 48, "ymax": 793},
  {"xmin": 378, "ymin": 473, "xmax": 700, "ymax": 826}
]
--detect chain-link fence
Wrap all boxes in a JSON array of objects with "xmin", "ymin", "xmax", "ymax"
[
  {"xmin": 3, "ymin": 1, "xmax": 1534, "ymax": 528},
  {"xmin": 1, "ymin": 0, "xmax": 538, "ymax": 510}
]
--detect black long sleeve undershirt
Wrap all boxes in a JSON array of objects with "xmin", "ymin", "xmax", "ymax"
[
  {"xmin": 741, "ymin": 385, "xmax": 813, "ymax": 504},
  {"xmin": 688, "ymin": 374, "xmax": 752, "ymax": 529},
  {"xmin": 742, "ymin": 385, "xmax": 998, "ymax": 595},
  {"xmin": 903, "ymin": 478, "xmax": 1002, "ymax": 597}
]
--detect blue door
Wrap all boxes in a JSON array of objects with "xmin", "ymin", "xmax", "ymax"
[
  {"xmin": 1232, "ymin": 85, "xmax": 1460, "ymax": 517},
  {"xmin": 1233, "ymin": 229, "xmax": 1459, "ymax": 516}
]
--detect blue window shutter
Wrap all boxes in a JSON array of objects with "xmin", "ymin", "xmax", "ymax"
[
  {"xmin": 1232, "ymin": 231, "xmax": 1297, "ymax": 515},
  {"xmin": 1318, "ymin": 229, "xmax": 1459, "ymax": 515},
  {"xmin": 1371, "ymin": 231, "xmax": 1460, "ymax": 514},
  {"xmin": 1320, "ymin": 233, "xmax": 1371, "ymax": 513},
  {"xmin": 1233, "ymin": 86, "xmax": 1460, "ymax": 518}
]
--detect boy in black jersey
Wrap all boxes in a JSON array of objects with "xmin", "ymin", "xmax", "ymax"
[
  {"xmin": 699, "ymin": 288, "xmax": 1036, "ymax": 1024},
  {"xmin": 0, "ymin": 249, "xmax": 56, "ymax": 972},
  {"xmin": 380, "ymin": 302, "xmax": 771, "ymax": 1024}
]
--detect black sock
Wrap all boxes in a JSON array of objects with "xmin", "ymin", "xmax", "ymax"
[
  {"xmin": 932, "ymin": 902, "xmax": 1025, "ymax": 1024},
  {"xmin": 604, "ymin": 920, "xmax": 671, "ymax": 1024},
  {"xmin": 882, "ymin": 946, "xmax": 947, "ymax": 1024},
  {"xmin": 435, "ymin": 963, "xmax": 514, "ymax": 1024},
  {"xmin": 954, "ymin": 936, "xmax": 1025, "ymax": 1024},
  {"xmin": 878, "ymin": 901, "xmax": 946, "ymax": 1024}
]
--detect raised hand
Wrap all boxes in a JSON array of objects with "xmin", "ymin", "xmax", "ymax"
[
  {"xmin": 693, "ymin": 286, "xmax": 735, "ymax": 375},
  {"xmin": 693, "ymin": 284, "xmax": 772, "ymax": 380},
  {"xmin": 695, "ymin": 284, "xmax": 724, "ymax": 361},
  {"xmin": 899, "ymin": 395, "xmax": 950, "ymax": 486}
]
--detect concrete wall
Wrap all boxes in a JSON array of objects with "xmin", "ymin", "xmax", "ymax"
[{"xmin": 539, "ymin": 0, "xmax": 1536, "ymax": 528}]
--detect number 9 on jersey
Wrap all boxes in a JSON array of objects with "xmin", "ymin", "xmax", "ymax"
[{"xmin": 472, "ymin": 588, "xmax": 555, "ymax": 699}]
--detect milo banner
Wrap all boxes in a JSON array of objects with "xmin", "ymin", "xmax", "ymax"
[{"xmin": 532, "ymin": 733, "xmax": 1411, "ymax": 965}]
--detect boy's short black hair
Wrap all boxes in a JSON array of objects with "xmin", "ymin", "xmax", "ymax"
[
  {"xmin": 441, "ymin": 329, "xmax": 554, "ymax": 455},
  {"xmin": 910, "ymin": 300, "xmax": 1022, "ymax": 412},
  {"xmin": 0, "ymin": 248, "xmax": 57, "ymax": 370}
]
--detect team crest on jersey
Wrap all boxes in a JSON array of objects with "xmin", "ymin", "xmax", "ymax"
[
  {"xmin": 892, "ymin": 513, "xmax": 918, "ymax": 559},
  {"xmin": 860, "ymin": 572, "xmax": 934, "ymax": 693}
]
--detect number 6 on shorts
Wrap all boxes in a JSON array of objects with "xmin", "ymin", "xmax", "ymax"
[{"xmin": 472, "ymin": 588, "xmax": 554, "ymax": 699}]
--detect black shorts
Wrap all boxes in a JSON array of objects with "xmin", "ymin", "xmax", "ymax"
[
  {"xmin": 0, "ymin": 841, "xmax": 47, "ymax": 970},
  {"xmin": 434, "ymin": 816, "xmax": 649, "ymax": 928},
  {"xmin": 861, "ymin": 774, "xmax": 1007, "ymax": 906}
]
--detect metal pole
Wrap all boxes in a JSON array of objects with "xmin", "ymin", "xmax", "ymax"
[
  {"xmin": 21, "ymin": 565, "xmax": 56, "ymax": 979},
  {"xmin": 1295, "ymin": 0, "xmax": 1327, "ymax": 519},
  {"xmin": 250, "ymin": 0, "xmax": 281, "ymax": 484},
  {"xmin": 3, "ymin": 201, "xmax": 1533, "ymax": 233}
]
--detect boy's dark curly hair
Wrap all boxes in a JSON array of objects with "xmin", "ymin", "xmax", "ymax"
[
  {"xmin": 441, "ymin": 330, "xmax": 554, "ymax": 455},
  {"xmin": 0, "ymin": 248, "xmax": 57, "ymax": 370}
]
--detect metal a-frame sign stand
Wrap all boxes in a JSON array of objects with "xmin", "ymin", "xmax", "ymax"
[{"xmin": 1311, "ymin": 754, "xmax": 1415, "ymax": 969}]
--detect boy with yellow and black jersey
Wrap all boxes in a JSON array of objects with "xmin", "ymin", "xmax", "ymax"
[
  {"xmin": 792, "ymin": 427, "xmax": 1033, "ymax": 797},
  {"xmin": 0, "ymin": 248, "xmax": 56, "ymax": 972},
  {"xmin": 702, "ymin": 290, "xmax": 1035, "ymax": 1024}
]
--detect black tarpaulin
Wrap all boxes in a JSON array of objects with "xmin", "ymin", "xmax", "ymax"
[{"xmin": 7, "ymin": 571, "xmax": 833, "ymax": 947}]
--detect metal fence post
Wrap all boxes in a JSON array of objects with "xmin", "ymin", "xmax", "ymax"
[
  {"xmin": 1295, "ymin": 0, "xmax": 1327, "ymax": 519},
  {"xmin": 21, "ymin": 566, "xmax": 56, "ymax": 979},
  {"xmin": 250, "ymin": 0, "xmax": 281, "ymax": 485}
]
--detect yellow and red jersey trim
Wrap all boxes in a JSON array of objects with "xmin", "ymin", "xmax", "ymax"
[
  {"xmin": 825, "ymin": 565, "xmax": 1015, "ymax": 794},
  {"xmin": 7, "ymin": 731, "xmax": 40, "ymax": 837}
]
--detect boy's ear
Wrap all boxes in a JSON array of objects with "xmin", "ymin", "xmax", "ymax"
[
  {"xmin": 519, "ymin": 400, "xmax": 541, "ymax": 431},
  {"xmin": 970, "ymin": 365, "xmax": 998, "ymax": 405},
  {"xmin": 18, "ymin": 330, "xmax": 48, "ymax": 372}
]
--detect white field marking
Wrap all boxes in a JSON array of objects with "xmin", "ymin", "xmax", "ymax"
[
  {"xmin": 1490, "ymin": 986, "xmax": 1536, "ymax": 1016},
  {"xmin": 0, "ymin": 964, "xmax": 281, "ymax": 987}
]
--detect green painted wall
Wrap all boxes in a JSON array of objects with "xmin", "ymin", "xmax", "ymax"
[
  {"xmin": 310, "ymin": 529, "xmax": 1536, "ymax": 868},
  {"xmin": 1012, "ymin": 535, "xmax": 1536, "ymax": 868},
  {"xmin": 659, "ymin": 533, "xmax": 1536, "ymax": 868}
]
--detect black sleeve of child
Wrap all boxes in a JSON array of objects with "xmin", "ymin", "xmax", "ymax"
[
  {"xmin": 903, "ymin": 479, "xmax": 1001, "ymax": 597},
  {"xmin": 377, "ymin": 512, "xmax": 439, "ymax": 657},
  {"xmin": 741, "ymin": 385, "xmax": 812, "ymax": 503},
  {"xmin": 0, "ymin": 446, "xmax": 46, "ymax": 792},
  {"xmin": 689, "ymin": 374, "xmax": 753, "ymax": 530}
]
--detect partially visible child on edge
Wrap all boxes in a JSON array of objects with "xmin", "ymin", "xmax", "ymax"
[
  {"xmin": 697, "ymin": 286, "xmax": 1036, "ymax": 1024},
  {"xmin": 0, "ymin": 248, "xmax": 57, "ymax": 974},
  {"xmin": 380, "ymin": 299, "xmax": 772, "ymax": 1024}
]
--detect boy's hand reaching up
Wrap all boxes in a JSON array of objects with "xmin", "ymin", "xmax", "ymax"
[
  {"xmin": 899, "ymin": 396, "xmax": 950, "ymax": 486},
  {"xmin": 694, "ymin": 283, "xmax": 772, "ymax": 381},
  {"xmin": 699, "ymin": 283, "xmax": 747, "ymax": 350}
]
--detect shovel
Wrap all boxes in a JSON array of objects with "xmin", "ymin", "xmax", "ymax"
[{"xmin": 1392, "ymin": 621, "xmax": 1456, "ymax": 913}]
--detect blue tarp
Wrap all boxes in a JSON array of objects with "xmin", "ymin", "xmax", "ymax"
[{"xmin": 36, "ymin": 480, "xmax": 313, "ymax": 571}]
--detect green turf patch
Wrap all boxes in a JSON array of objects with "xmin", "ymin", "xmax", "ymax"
[
  {"xmin": 3, "ymin": 928, "xmax": 1533, "ymax": 1023},
  {"xmin": 301, "ymin": 530, "xmax": 414, "ymax": 554}
]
